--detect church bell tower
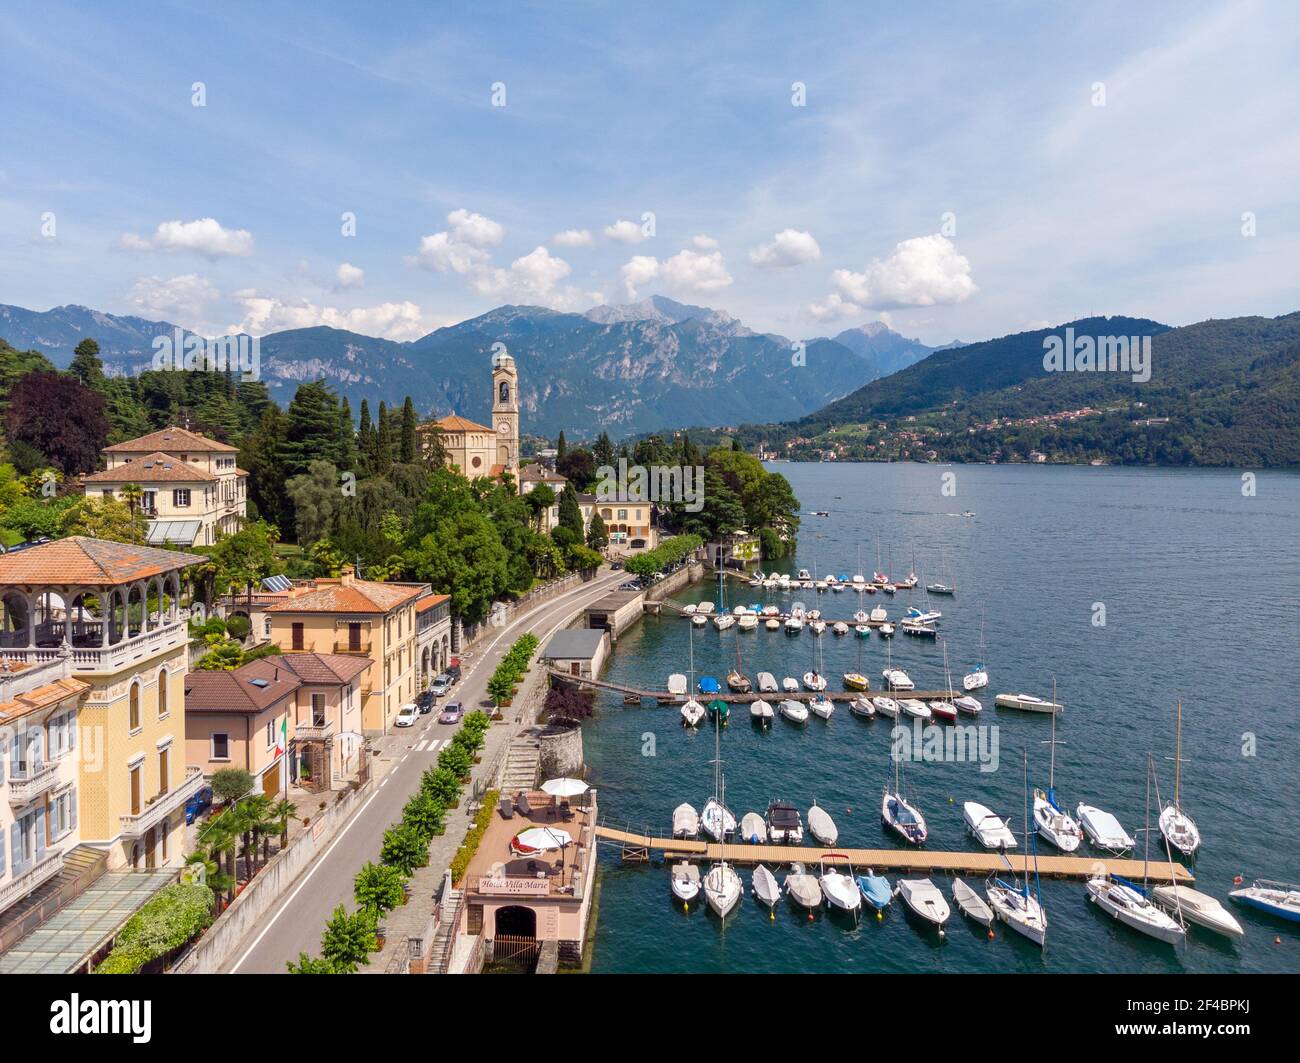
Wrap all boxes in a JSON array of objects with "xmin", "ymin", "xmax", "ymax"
[{"xmin": 491, "ymin": 349, "xmax": 519, "ymax": 480}]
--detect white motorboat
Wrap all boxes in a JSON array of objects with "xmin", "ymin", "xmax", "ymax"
[
  {"xmin": 819, "ymin": 857, "xmax": 862, "ymax": 913},
  {"xmin": 737, "ymin": 612, "xmax": 758, "ymax": 631},
  {"xmin": 797, "ymin": 568, "xmax": 812, "ymax": 581},
  {"xmin": 765, "ymin": 617, "xmax": 781, "ymax": 630},
  {"xmin": 1150, "ymin": 884, "xmax": 1243, "ymax": 938},
  {"xmin": 1076, "ymin": 803, "xmax": 1135, "ymax": 851},
  {"xmin": 691, "ymin": 613, "xmax": 708, "ymax": 627},
  {"xmin": 963, "ymin": 665, "xmax": 989, "ymax": 691},
  {"xmin": 905, "ymin": 607, "xmax": 942, "ymax": 624},
  {"xmin": 871, "ymin": 696, "xmax": 899, "ymax": 717},
  {"xmin": 898, "ymin": 878, "xmax": 949, "ymax": 934},
  {"xmin": 901, "ymin": 620, "xmax": 937, "ymax": 638},
  {"xmin": 954, "ymin": 695, "xmax": 982, "ymax": 716},
  {"xmin": 696, "ymin": 601, "xmax": 715, "ymax": 615},
  {"xmin": 752, "ymin": 864, "xmax": 781, "ymax": 909},
  {"xmin": 882, "ymin": 668, "xmax": 913, "ymax": 691},
  {"xmin": 869, "ymin": 605, "xmax": 888, "ymax": 623},
  {"xmin": 670, "ymin": 861, "xmax": 701, "ymax": 905},
  {"xmin": 899, "ymin": 698, "xmax": 931, "ymax": 721},
  {"xmin": 848, "ymin": 696, "xmax": 875, "ymax": 718},
  {"xmin": 784, "ymin": 616, "xmax": 803, "ymax": 634},
  {"xmin": 682, "ymin": 603, "xmax": 698, "ymax": 615},
  {"xmin": 1159, "ymin": 701, "xmax": 1201, "ymax": 858},
  {"xmin": 781, "ymin": 676, "xmax": 799, "ymax": 693},
  {"xmin": 1230, "ymin": 879, "xmax": 1300, "ymax": 923},
  {"xmin": 808, "ymin": 801, "xmax": 838, "ymax": 845},
  {"xmin": 878, "ymin": 622, "xmax": 894, "ymax": 638},
  {"xmin": 667, "ymin": 673, "xmax": 688, "ymax": 696},
  {"xmin": 672, "ymin": 802, "xmax": 699, "ymax": 837},
  {"xmin": 701, "ymin": 797, "xmax": 736, "ymax": 842},
  {"xmin": 766, "ymin": 801, "xmax": 804, "ymax": 844},
  {"xmin": 832, "ymin": 621, "xmax": 849, "ymax": 635},
  {"xmin": 809, "ymin": 620, "xmax": 827, "ymax": 636},
  {"xmin": 756, "ymin": 671, "xmax": 778, "ymax": 693},
  {"xmin": 1086, "ymin": 875, "xmax": 1185, "ymax": 945},
  {"xmin": 952, "ymin": 878, "xmax": 994, "ymax": 926},
  {"xmin": 986, "ymin": 751, "xmax": 1048, "ymax": 947},
  {"xmin": 779, "ymin": 699, "xmax": 809, "ymax": 724},
  {"xmin": 750, "ymin": 698, "xmax": 774, "ymax": 725},
  {"xmin": 802, "ymin": 671, "xmax": 827, "ymax": 691},
  {"xmin": 713, "ymin": 613, "xmax": 735, "ymax": 631},
  {"xmin": 739, "ymin": 811, "xmax": 767, "ymax": 844},
  {"xmin": 704, "ymin": 862, "xmax": 743, "ymax": 917},
  {"xmin": 809, "ymin": 696, "xmax": 834, "ymax": 719},
  {"xmin": 681, "ymin": 699, "xmax": 706, "ymax": 727},
  {"xmin": 963, "ymin": 801, "xmax": 1017, "ymax": 849},
  {"xmin": 994, "ymin": 692, "xmax": 1062, "ymax": 713},
  {"xmin": 784, "ymin": 863, "xmax": 823, "ymax": 909}
]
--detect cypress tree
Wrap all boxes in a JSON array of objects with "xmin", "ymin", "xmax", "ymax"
[{"xmin": 399, "ymin": 396, "xmax": 417, "ymax": 463}]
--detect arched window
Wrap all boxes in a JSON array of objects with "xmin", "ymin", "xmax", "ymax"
[
  {"xmin": 129, "ymin": 683, "xmax": 141, "ymax": 730},
  {"xmin": 499, "ymin": 381, "xmax": 510, "ymax": 404},
  {"xmin": 157, "ymin": 669, "xmax": 168, "ymax": 718}
]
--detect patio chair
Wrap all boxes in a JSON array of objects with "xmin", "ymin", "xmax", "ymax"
[
  {"xmin": 498, "ymin": 795, "xmax": 514, "ymax": 819},
  {"xmin": 516, "ymin": 791, "xmax": 535, "ymax": 817}
]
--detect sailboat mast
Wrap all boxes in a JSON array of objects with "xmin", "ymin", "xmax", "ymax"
[
  {"xmin": 1144, "ymin": 752, "xmax": 1152, "ymax": 886},
  {"xmin": 1173, "ymin": 700, "xmax": 1182, "ymax": 807}
]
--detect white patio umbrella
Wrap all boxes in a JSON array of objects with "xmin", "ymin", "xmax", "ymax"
[
  {"xmin": 512, "ymin": 827, "xmax": 573, "ymax": 852},
  {"xmin": 541, "ymin": 778, "xmax": 589, "ymax": 797}
]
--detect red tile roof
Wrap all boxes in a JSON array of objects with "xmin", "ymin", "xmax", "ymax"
[
  {"xmin": 0, "ymin": 536, "xmax": 205, "ymax": 586},
  {"xmin": 422, "ymin": 414, "xmax": 492, "ymax": 434},
  {"xmin": 264, "ymin": 578, "xmax": 426, "ymax": 615},
  {"xmin": 183, "ymin": 657, "xmax": 301, "ymax": 714},
  {"xmin": 276, "ymin": 652, "xmax": 372, "ymax": 685},
  {"xmin": 0, "ymin": 676, "xmax": 89, "ymax": 724},
  {"xmin": 103, "ymin": 426, "xmax": 238, "ymax": 454},
  {"xmin": 416, "ymin": 593, "xmax": 450, "ymax": 613},
  {"xmin": 82, "ymin": 452, "xmax": 217, "ymax": 484}
]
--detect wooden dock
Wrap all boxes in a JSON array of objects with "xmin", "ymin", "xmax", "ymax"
[
  {"xmin": 546, "ymin": 670, "xmax": 957, "ymax": 704},
  {"xmin": 594, "ymin": 825, "xmax": 1195, "ymax": 883}
]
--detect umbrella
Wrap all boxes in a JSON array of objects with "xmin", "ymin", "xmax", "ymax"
[
  {"xmin": 511, "ymin": 827, "xmax": 573, "ymax": 853},
  {"xmin": 541, "ymin": 778, "xmax": 589, "ymax": 797}
]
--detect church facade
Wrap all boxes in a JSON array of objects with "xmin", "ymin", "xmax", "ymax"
[{"xmin": 418, "ymin": 351, "xmax": 520, "ymax": 483}]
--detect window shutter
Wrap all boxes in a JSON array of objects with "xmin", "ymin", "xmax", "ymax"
[
  {"xmin": 0, "ymin": 824, "xmax": 5, "ymax": 874},
  {"xmin": 69, "ymin": 788, "xmax": 78, "ymax": 831},
  {"xmin": 0, "ymin": 734, "xmax": 6, "ymax": 783},
  {"xmin": 70, "ymin": 716, "xmax": 77, "ymax": 752},
  {"xmin": 35, "ymin": 807, "xmax": 46, "ymax": 858},
  {"xmin": 10, "ymin": 823, "xmax": 22, "ymax": 874}
]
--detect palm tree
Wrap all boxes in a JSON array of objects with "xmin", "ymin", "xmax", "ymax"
[{"xmin": 270, "ymin": 798, "xmax": 299, "ymax": 849}]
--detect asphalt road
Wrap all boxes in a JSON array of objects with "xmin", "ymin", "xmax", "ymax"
[{"xmin": 224, "ymin": 568, "xmax": 628, "ymax": 973}]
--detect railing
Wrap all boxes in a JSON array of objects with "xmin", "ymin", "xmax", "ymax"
[
  {"xmin": 119, "ymin": 767, "xmax": 205, "ymax": 838},
  {"xmin": 0, "ymin": 849, "xmax": 64, "ymax": 911},
  {"xmin": 0, "ymin": 619, "xmax": 188, "ymax": 673},
  {"xmin": 6, "ymin": 761, "xmax": 61, "ymax": 805},
  {"xmin": 333, "ymin": 640, "xmax": 372, "ymax": 655},
  {"xmin": 294, "ymin": 720, "xmax": 333, "ymax": 742}
]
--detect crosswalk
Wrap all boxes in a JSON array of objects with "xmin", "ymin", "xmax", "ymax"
[{"xmin": 412, "ymin": 737, "xmax": 449, "ymax": 754}]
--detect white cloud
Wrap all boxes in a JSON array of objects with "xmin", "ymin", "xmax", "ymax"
[
  {"xmin": 829, "ymin": 234, "xmax": 976, "ymax": 309},
  {"xmin": 124, "ymin": 273, "xmax": 220, "ymax": 321},
  {"xmin": 230, "ymin": 293, "xmax": 428, "ymax": 341},
  {"xmin": 447, "ymin": 208, "xmax": 504, "ymax": 248},
  {"xmin": 552, "ymin": 228, "xmax": 593, "ymax": 247},
  {"xmin": 620, "ymin": 255, "xmax": 660, "ymax": 299},
  {"xmin": 335, "ymin": 262, "xmax": 365, "ymax": 289},
  {"xmin": 692, "ymin": 234, "xmax": 719, "ymax": 250},
  {"xmin": 120, "ymin": 217, "xmax": 254, "ymax": 259},
  {"xmin": 807, "ymin": 292, "xmax": 861, "ymax": 323},
  {"xmin": 661, "ymin": 248, "xmax": 733, "ymax": 294},
  {"xmin": 749, "ymin": 228, "xmax": 822, "ymax": 269},
  {"xmin": 604, "ymin": 219, "xmax": 645, "ymax": 244},
  {"xmin": 410, "ymin": 230, "xmax": 491, "ymax": 274}
]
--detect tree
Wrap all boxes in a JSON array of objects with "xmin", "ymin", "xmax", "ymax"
[
  {"xmin": 523, "ymin": 483, "xmax": 555, "ymax": 531},
  {"xmin": 241, "ymin": 404, "xmax": 287, "ymax": 530},
  {"xmin": 593, "ymin": 431, "xmax": 615, "ymax": 469},
  {"xmin": 556, "ymin": 430, "xmax": 567, "ymax": 460},
  {"xmin": 285, "ymin": 460, "xmax": 342, "ymax": 543},
  {"xmin": 320, "ymin": 905, "xmax": 377, "ymax": 973},
  {"xmin": 279, "ymin": 380, "xmax": 346, "ymax": 479},
  {"xmin": 203, "ymin": 520, "xmax": 281, "ymax": 600},
  {"xmin": 5, "ymin": 371, "xmax": 109, "ymax": 473},
  {"xmin": 69, "ymin": 338, "xmax": 105, "ymax": 388},
  {"xmin": 543, "ymin": 686, "xmax": 595, "ymax": 727},
  {"xmin": 557, "ymin": 483, "xmax": 585, "ymax": 540},
  {"xmin": 287, "ymin": 952, "xmax": 339, "ymax": 974},
  {"xmin": 57, "ymin": 496, "xmax": 146, "ymax": 544},
  {"xmin": 380, "ymin": 823, "xmax": 429, "ymax": 874},
  {"xmin": 210, "ymin": 767, "xmax": 254, "ymax": 806},
  {"xmin": 556, "ymin": 446, "xmax": 595, "ymax": 487},
  {"xmin": 586, "ymin": 510, "xmax": 608, "ymax": 550},
  {"xmin": 399, "ymin": 396, "xmax": 417, "ymax": 463},
  {"xmin": 354, "ymin": 861, "xmax": 407, "ymax": 917}
]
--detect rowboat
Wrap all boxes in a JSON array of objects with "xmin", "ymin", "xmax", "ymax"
[
  {"xmin": 672, "ymin": 802, "xmax": 699, "ymax": 837},
  {"xmin": 952, "ymin": 878, "xmax": 994, "ymax": 926},
  {"xmin": 808, "ymin": 801, "xmax": 838, "ymax": 846},
  {"xmin": 898, "ymin": 878, "xmax": 949, "ymax": 935}
]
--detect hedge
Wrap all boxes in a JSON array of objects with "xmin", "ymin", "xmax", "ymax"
[
  {"xmin": 449, "ymin": 790, "xmax": 500, "ymax": 885},
  {"xmin": 622, "ymin": 535, "xmax": 702, "ymax": 578},
  {"xmin": 94, "ymin": 883, "xmax": 215, "ymax": 974}
]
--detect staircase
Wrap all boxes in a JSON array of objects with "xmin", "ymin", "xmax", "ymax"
[
  {"xmin": 426, "ymin": 888, "xmax": 463, "ymax": 974},
  {"xmin": 500, "ymin": 732, "xmax": 541, "ymax": 794}
]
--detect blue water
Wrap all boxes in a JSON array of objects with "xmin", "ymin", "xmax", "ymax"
[{"xmin": 584, "ymin": 463, "xmax": 1300, "ymax": 972}]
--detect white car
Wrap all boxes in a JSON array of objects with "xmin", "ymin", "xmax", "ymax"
[{"xmin": 394, "ymin": 703, "xmax": 420, "ymax": 728}]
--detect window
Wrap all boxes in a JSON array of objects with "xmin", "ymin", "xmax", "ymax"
[
  {"xmin": 161, "ymin": 818, "xmax": 169, "ymax": 861},
  {"xmin": 173, "ymin": 488, "xmax": 191, "ymax": 507},
  {"xmin": 348, "ymin": 622, "xmax": 361, "ymax": 651},
  {"xmin": 129, "ymin": 683, "xmax": 141, "ymax": 731},
  {"xmin": 291, "ymin": 622, "xmax": 304, "ymax": 650},
  {"xmin": 129, "ymin": 764, "xmax": 141, "ymax": 815},
  {"xmin": 211, "ymin": 732, "xmax": 230, "ymax": 760},
  {"xmin": 102, "ymin": 489, "xmax": 114, "ymax": 499},
  {"xmin": 311, "ymin": 693, "xmax": 326, "ymax": 726},
  {"xmin": 158, "ymin": 746, "xmax": 169, "ymax": 795},
  {"xmin": 142, "ymin": 490, "xmax": 156, "ymax": 510},
  {"xmin": 157, "ymin": 669, "xmax": 168, "ymax": 717}
]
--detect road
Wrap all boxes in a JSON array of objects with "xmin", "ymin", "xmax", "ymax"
[{"xmin": 224, "ymin": 568, "xmax": 627, "ymax": 973}]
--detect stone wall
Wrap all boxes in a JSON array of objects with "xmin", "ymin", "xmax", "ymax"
[{"xmin": 537, "ymin": 724, "xmax": 584, "ymax": 779}]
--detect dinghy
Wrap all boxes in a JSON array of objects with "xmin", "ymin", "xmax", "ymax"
[
  {"xmin": 963, "ymin": 801, "xmax": 1017, "ymax": 849},
  {"xmin": 809, "ymin": 696, "xmax": 834, "ymax": 719},
  {"xmin": 666, "ymin": 673, "xmax": 687, "ymax": 696},
  {"xmin": 756, "ymin": 671, "xmax": 778, "ymax": 693},
  {"xmin": 1076, "ymin": 803, "xmax": 1135, "ymax": 851},
  {"xmin": 739, "ymin": 811, "xmax": 767, "ymax": 844},
  {"xmin": 672, "ymin": 802, "xmax": 699, "ymax": 837},
  {"xmin": 749, "ymin": 698, "xmax": 774, "ymax": 726},
  {"xmin": 848, "ymin": 696, "xmax": 875, "ymax": 718},
  {"xmin": 819, "ymin": 857, "xmax": 862, "ymax": 913},
  {"xmin": 1087, "ymin": 875, "xmax": 1185, "ymax": 945},
  {"xmin": 871, "ymin": 696, "xmax": 899, "ymax": 717},
  {"xmin": 1151, "ymin": 884, "xmax": 1243, "ymax": 938},
  {"xmin": 808, "ymin": 801, "xmax": 838, "ymax": 846},
  {"xmin": 752, "ymin": 864, "xmax": 781, "ymax": 909},
  {"xmin": 778, "ymin": 699, "xmax": 809, "ymax": 724},
  {"xmin": 680, "ymin": 699, "xmax": 706, "ymax": 727},
  {"xmin": 1230, "ymin": 879, "xmax": 1300, "ymax": 923},
  {"xmin": 899, "ymin": 878, "xmax": 950, "ymax": 934},
  {"xmin": 994, "ymin": 692, "xmax": 1062, "ymax": 713},
  {"xmin": 952, "ymin": 878, "xmax": 994, "ymax": 926},
  {"xmin": 858, "ymin": 870, "xmax": 893, "ymax": 912},
  {"xmin": 781, "ymin": 676, "xmax": 799, "ymax": 693},
  {"xmin": 785, "ymin": 863, "xmax": 823, "ymax": 909},
  {"xmin": 670, "ymin": 861, "xmax": 701, "ymax": 905},
  {"xmin": 766, "ymin": 801, "xmax": 804, "ymax": 844}
]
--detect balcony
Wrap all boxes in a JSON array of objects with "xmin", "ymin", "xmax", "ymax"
[
  {"xmin": 333, "ymin": 640, "xmax": 372, "ymax": 655},
  {"xmin": 294, "ymin": 719, "xmax": 334, "ymax": 742},
  {"xmin": 0, "ymin": 849, "xmax": 64, "ymax": 912},
  {"xmin": 119, "ymin": 766, "xmax": 205, "ymax": 839},
  {"xmin": 6, "ymin": 761, "xmax": 61, "ymax": 806},
  {"xmin": 0, "ymin": 618, "xmax": 188, "ymax": 675}
]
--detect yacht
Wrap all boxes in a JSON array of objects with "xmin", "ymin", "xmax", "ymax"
[
  {"xmin": 994, "ymin": 692, "xmax": 1062, "ymax": 713},
  {"xmin": 963, "ymin": 801, "xmax": 1017, "ymax": 849},
  {"xmin": 766, "ymin": 801, "xmax": 804, "ymax": 844},
  {"xmin": 871, "ymin": 696, "xmax": 899, "ymax": 718},
  {"xmin": 778, "ymin": 699, "xmax": 809, "ymax": 724},
  {"xmin": 1087, "ymin": 875, "xmax": 1185, "ymax": 946},
  {"xmin": 1150, "ymin": 884, "xmax": 1243, "ymax": 938}
]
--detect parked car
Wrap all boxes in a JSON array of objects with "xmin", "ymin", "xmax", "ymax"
[
  {"xmin": 438, "ymin": 701, "xmax": 465, "ymax": 724},
  {"xmin": 429, "ymin": 674, "xmax": 452, "ymax": 697},
  {"xmin": 446, "ymin": 661, "xmax": 462, "ymax": 684},
  {"xmin": 619, "ymin": 580, "xmax": 640, "ymax": 592},
  {"xmin": 395, "ymin": 703, "xmax": 420, "ymax": 727},
  {"xmin": 185, "ymin": 785, "xmax": 213, "ymax": 825},
  {"xmin": 609, "ymin": 561, "xmax": 623, "ymax": 570},
  {"xmin": 416, "ymin": 690, "xmax": 435, "ymax": 712}
]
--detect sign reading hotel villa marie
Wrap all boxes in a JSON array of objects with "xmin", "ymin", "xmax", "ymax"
[{"xmin": 476, "ymin": 876, "xmax": 552, "ymax": 896}]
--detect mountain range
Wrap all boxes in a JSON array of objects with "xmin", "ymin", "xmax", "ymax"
[{"xmin": 0, "ymin": 296, "xmax": 937, "ymax": 437}]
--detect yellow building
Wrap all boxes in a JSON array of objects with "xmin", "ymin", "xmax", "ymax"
[
  {"xmin": 0, "ymin": 537, "xmax": 206, "ymax": 872},
  {"xmin": 264, "ymin": 570, "xmax": 428, "ymax": 735},
  {"xmin": 578, "ymin": 495, "xmax": 658, "ymax": 556},
  {"xmin": 81, "ymin": 426, "xmax": 247, "ymax": 548},
  {"xmin": 417, "ymin": 350, "xmax": 520, "ymax": 484}
]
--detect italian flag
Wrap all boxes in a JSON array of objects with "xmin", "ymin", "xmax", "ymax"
[{"xmin": 276, "ymin": 716, "xmax": 286, "ymax": 756}]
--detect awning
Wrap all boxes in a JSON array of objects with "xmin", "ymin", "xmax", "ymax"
[{"xmin": 146, "ymin": 519, "xmax": 202, "ymax": 546}]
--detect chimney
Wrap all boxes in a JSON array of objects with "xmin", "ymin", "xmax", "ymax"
[{"xmin": 340, "ymin": 565, "xmax": 355, "ymax": 587}]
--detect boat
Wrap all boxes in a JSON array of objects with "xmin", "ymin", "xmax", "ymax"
[
  {"xmin": 784, "ymin": 616, "xmax": 803, "ymax": 634},
  {"xmin": 802, "ymin": 671, "xmax": 827, "ymax": 691},
  {"xmin": 739, "ymin": 811, "xmax": 767, "ymax": 844},
  {"xmin": 928, "ymin": 701, "xmax": 957, "ymax": 723},
  {"xmin": 853, "ymin": 609, "xmax": 869, "ymax": 624},
  {"xmin": 781, "ymin": 676, "xmax": 799, "ymax": 693},
  {"xmin": 752, "ymin": 864, "xmax": 781, "ymax": 910},
  {"xmin": 963, "ymin": 801, "xmax": 1017, "ymax": 849},
  {"xmin": 809, "ymin": 620, "xmax": 827, "ymax": 635},
  {"xmin": 927, "ymin": 557, "xmax": 956, "ymax": 596},
  {"xmin": 954, "ymin": 695, "xmax": 982, "ymax": 716},
  {"xmin": 713, "ymin": 613, "xmax": 735, "ymax": 631},
  {"xmin": 697, "ymin": 676, "xmax": 720, "ymax": 697},
  {"xmin": 765, "ymin": 617, "xmax": 781, "ymax": 630},
  {"xmin": 986, "ymin": 750, "xmax": 1048, "ymax": 947},
  {"xmin": 898, "ymin": 878, "xmax": 949, "ymax": 935},
  {"xmin": 952, "ymin": 878, "xmax": 994, "ymax": 926},
  {"xmin": 1159, "ymin": 701, "xmax": 1201, "ymax": 858},
  {"xmin": 809, "ymin": 696, "xmax": 834, "ymax": 719},
  {"xmin": 882, "ymin": 753, "xmax": 928, "ymax": 845},
  {"xmin": 1230, "ymin": 879, "xmax": 1300, "ymax": 923},
  {"xmin": 666, "ymin": 673, "xmax": 687, "ymax": 697},
  {"xmin": 702, "ymin": 716, "xmax": 743, "ymax": 918},
  {"xmin": 994, "ymin": 692, "xmax": 1062, "ymax": 713},
  {"xmin": 737, "ymin": 612, "xmax": 758, "ymax": 631},
  {"xmin": 750, "ymin": 698, "xmax": 774, "ymax": 726},
  {"xmin": 692, "ymin": 613, "xmax": 708, "ymax": 627},
  {"xmin": 681, "ymin": 699, "xmax": 706, "ymax": 727},
  {"xmin": 881, "ymin": 639, "xmax": 912, "ymax": 690},
  {"xmin": 905, "ymin": 606, "xmax": 942, "ymax": 624},
  {"xmin": 1033, "ymin": 692, "xmax": 1081, "ymax": 851},
  {"xmin": 871, "ymin": 696, "xmax": 899, "ymax": 717},
  {"xmin": 670, "ymin": 861, "xmax": 701, "ymax": 905},
  {"xmin": 700, "ymin": 797, "xmax": 736, "ymax": 842},
  {"xmin": 784, "ymin": 863, "xmax": 823, "ymax": 909},
  {"xmin": 726, "ymin": 670, "xmax": 751, "ymax": 693},
  {"xmin": 1150, "ymin": 885, "xmax": 1243, "ymax": 938},
  {"xmin": 1076, "ymin": 803, "xmax": 1135, "ymax": 851},
  {"xmin": 706, "ymin": 699, "xmax": 730, "ymax": 723},
  {"xmin": 901, "ymin": 620, "xmax": 937, "ymax": 638},
  {"xmin": 858, "ymin": 870, "xmax": 893, "ymax": 913},
  {"xmin": 756, "ymin": 671, "xmax": 778, "ymax": 693},
  {"xmin": 797, "ymin": 568, "xmax": 811, "ymax": 581},
  {"xmin": 704, "ymin": 860, "xmax": 743, "ymax": 918},
  {"xmin": 696, "ymin": 601, "xmax": 715, "ymax": 615},
  {"xmin": 808, "ymin": 801, "xmax": 838, "ymax": 845},
  {"xmin": 855, "ymin": 624, "xmax": 870, "ymax": 638},
  {"xmin": 682, "ymin": 603, "xmax": 698, "ymax": 615},
  {"xmin": 869, "ymin": 605, "xmax": 888, "ymax": 623},
  {"xmin": 899, "ymin": 698, "xmax": 931, "ymax": 721},
  {"xmin": 833, "ymin": 622, "xmax": 848, "ymax": 636},
  {"xmin": 761, "ymin": 604, "xmax": 779, "ymax": 616},
  {"xmin": 779, "ymin": 699, "xmax": 809, "ymax": 724},
  {"xmin": 819, "ymin": 856, "xmax": 862, "ymax": 913},
  {"xmin": 878, "ymin": 622, "xmax": 894, "ymax": 638},
  {"xmin": 963, "ymin": 665, "xmax": 989, "ymax": 691},
  {"xmin": 848, "ymin": 696, "xmax": 875, "ymax": 718},
  {"xmin": 766, "ymin": 800, "xmax": 804, "ymax": 844},
  {"xmin": 672, "ymin": 802, "xmax": 699, "ymax": 838}
]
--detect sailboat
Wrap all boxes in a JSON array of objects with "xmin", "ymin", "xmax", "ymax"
[
  {"xmin": 701, "ymin": 717, "xmax": 742, "ymax": 918},
  {"xmin": 881, "ymin": 638, "xmax": 914, "ymax": 691},
  {"xmin": 897, "ymin": 546, "xmax": 919, "ymax": 589},
  {"xmin": 882, "ymin": 749, "xmax": 928, "ymax": 845},
  {"xmin": 700, "ymin": 714, "xmax": 736, "ymax": 842},
  {"xmin": 928, "ymin": 641, "xmax": 958, "ymax": 723},
  {"xmin": 1033, "ymin": 682, "xmax": 1082, "ymax": 852},
  {"xmin": 843, "ymin": 633, "xmax": 870, "ymax": 692},
  {"xmin": 1159, "ymin": 700, "xmax": 1201, "ymax": 858},
  {"xmin": 926, "ymin": 550, "xmax": 956, "ymax": 595},
  {"xmin": 726, "ymin": 633, "xmax": 751, "ymax": 692},
  {"xmin": 680, "ymin": 623, "xmax": 705, "ymax": 727},
  {"xmin": 986, "ymin": 749, "xmax": 1048, "ymax": 947},
  {"xmin": 964, "ymin": 614, "xmax": 989, "ymax": 690}
]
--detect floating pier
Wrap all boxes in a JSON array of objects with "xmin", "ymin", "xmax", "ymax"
[
  {"xmin": 594, "ymin": 825, "xmax": 1195, "ymax": 883},
  {"xmin": 546, "ymin": 670, "xmax": 958, "ymax": 705}
]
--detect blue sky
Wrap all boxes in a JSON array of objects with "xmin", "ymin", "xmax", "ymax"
[{"xmin": 1, "ymin": 0, "xmax": 1296, "ymax": 345}]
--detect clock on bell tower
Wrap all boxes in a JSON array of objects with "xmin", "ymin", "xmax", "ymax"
[{"xmin": 490, "ymin": 349, "xmax": 519, "ymax": 481}]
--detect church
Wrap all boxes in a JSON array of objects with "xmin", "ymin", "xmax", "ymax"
[{"xmin": 417, "ymin": 350, "xmax": 520, "ymax": 483}]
